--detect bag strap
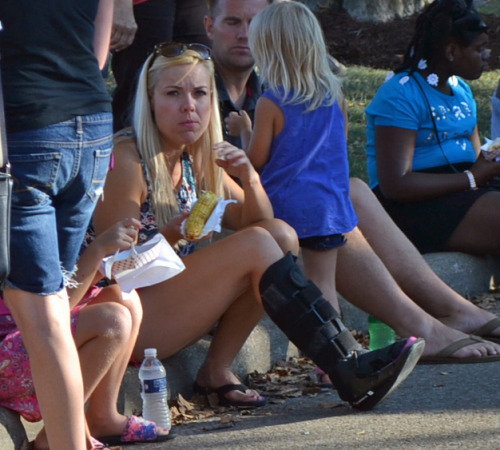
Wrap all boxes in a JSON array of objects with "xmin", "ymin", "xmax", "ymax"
[
  {"xmin": 410, "ymin": 72, "xmax": 459, "ymax": 174},
  {"xmin": 0, "ymin": 22, "xmax": 8, "ymax": 172}
]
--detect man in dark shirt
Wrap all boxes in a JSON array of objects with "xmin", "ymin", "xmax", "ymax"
[{"xmin": 204, "ymin": 0, "xmax": 269, "ymax": 149}]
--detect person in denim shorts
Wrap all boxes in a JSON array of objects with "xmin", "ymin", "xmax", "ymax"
[{"xmin": 0, "ymin": 1, "xmax": 114, "ymax": 448}]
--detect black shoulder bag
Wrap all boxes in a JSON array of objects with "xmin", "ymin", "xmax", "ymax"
[{"xmin": 0, "ymin": 35, "xmax": 12, "ymax": 288}]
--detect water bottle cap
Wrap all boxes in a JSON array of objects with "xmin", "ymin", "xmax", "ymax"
[{"xmin": 144, "ymin": 348, "xmax": 157, "ymax": 357}]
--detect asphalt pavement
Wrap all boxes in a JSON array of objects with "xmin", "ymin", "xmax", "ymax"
[{"xmin": 24, "ymin": 360, "xmax": 499, "ymax": 449}]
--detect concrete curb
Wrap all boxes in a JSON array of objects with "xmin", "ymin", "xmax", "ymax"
[
  {"xmin": 0, "ymin": 408, "xmax": 30, "ymax": 450},
  {"xmin": 3, "ymin": 251, "xmax": 500, "ymax": 449}
]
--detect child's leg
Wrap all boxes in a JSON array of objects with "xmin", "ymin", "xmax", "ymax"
[
  {"xmin": 301, "ymin": 245, "xmax": 341, "ymax": 387},
  {"xmin": 300, "ymin": 247, "xmax": 339, "ymax": 311}
]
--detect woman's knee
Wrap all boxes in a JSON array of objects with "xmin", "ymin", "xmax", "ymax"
[
  {"xmin": 123, "ymin": 290, "xmax": 144, "ymax": 330},
  {"xmin": 95, "ymin": 284, "xmax": 143, "ymax": 331},
  {"xmin": 229, "ymin": 225, "xmax": 287, "ymax": 265},
  {"xmin": 85, "ymin": 302, "xmax": 132, "ymax": 343},
  {"xmin": 254, "ymin": 218, "xmax": 299, "ymax": 255}
]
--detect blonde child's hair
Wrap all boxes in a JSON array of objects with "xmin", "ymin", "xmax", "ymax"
[
  {"xmin": 132, "ymin": 49, "xmax": 224, "ymax": 230},
  {"xmin": 249, "ymin": 1, "xmax": 342, "ymax": 111}
]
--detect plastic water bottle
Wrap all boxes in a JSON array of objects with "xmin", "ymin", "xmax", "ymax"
[
  {"xmin": 368, "ymin": 315, "xmax": 396, "ymax": 350},
  {"xmin": 138, "ymin": 348, "xmax": 171, "ymax": 430}
]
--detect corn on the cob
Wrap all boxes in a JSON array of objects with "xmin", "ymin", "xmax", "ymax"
[{"xmin": 185, "ymin": 191, "xmax": 218, "ymax": 240}]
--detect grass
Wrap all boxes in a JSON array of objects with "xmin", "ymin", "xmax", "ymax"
[
  {"xmin": 476, "ymin": 1, "xmax": 500, "ymax": 16},
  {"xmin": 343, "ymin": 66, "xmax": 387, "ymax": 182},
  {"xmin": 343, "ymin": 66, "xmax": 500, "ymax": 182}
]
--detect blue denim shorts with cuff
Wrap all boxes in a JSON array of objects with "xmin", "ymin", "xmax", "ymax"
[
  {"xmin": 299, "ymin": 233, "xmax": 347, "ymax": 251},
  {"xmin": 6, "ymin": 113, "xmax": 112, "ymax": 295}
]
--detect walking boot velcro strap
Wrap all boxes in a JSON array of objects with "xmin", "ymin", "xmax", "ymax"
[
  {"xmin": 275, "ymin": 283, "xmax": 338, "ymax": 331},
  {"xmin": 322, "ymin": 325, "xmax": 361, "ymax": 357},
  {"xmin": 295, "ymin": 283, "xmax": 337, "ymax": 320},
  {"xmin": 284, "ymin": 306, "xmax": 360, "ymax": 361}
]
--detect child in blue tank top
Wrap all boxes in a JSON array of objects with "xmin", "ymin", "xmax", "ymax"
[{"xmin": 242, "ymin": 1, "xmax": 358, "ymax": 321}]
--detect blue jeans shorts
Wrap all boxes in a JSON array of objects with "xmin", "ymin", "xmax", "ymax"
[
  {"xmin": 6, "ymin": 113, "xmax": 112, "ymax": 295},
  {"xmin": 299, "ymin": 233, "xmax": 347, "ymax": 251}
]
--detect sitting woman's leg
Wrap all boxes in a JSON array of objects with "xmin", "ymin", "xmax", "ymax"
[
  {"xmin": 81, "ymin": 287, "xmax": 154, "ymax": 440},
  {"xmin": 120, "ymin": 223, "xmax": 425, "ymax": 410},
  {"xmin": 133, "ymin": 227, "xmax": 284, "ymax": 404},
  {"xmin": 336, "ymin": 225, "xmax": 500, "ymax": 359},
  {"xmin": 350, "ymin": 177, "xmax": 500, "ymax": 339},
  {"xmin": 444, "ymin": 191, "xmax": 500, "ymax": 255},
  {"xmin": 32, "ymin": 289, "xmax": 147, "ymax": 449}
]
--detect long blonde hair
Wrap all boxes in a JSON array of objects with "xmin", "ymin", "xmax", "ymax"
[
  {"xmin": 249, "ymin": 1, "xmax": 342, "ymax": 112},
  {"xmin": 132, "ymin": 50, "xmax": 225, "ymax": 230}
]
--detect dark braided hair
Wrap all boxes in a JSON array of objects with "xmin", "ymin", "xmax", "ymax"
[{"xmin": 396, "ymin": 0, "xmax": 487, "ymax": 74}]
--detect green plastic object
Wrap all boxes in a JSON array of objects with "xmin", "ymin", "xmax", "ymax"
[{"xmin": 368, "ymin": 315, "xmax": 396, "ymax": 350}]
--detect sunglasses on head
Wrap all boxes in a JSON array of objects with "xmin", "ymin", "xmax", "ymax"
[{"xmin": 149, "ymin": 42, "xmax": 212, "ymax": 67}]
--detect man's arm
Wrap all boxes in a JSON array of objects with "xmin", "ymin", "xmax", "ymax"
[{"xmin": 110, "ymin": 0, "xmax": 137, "ymax": 52}]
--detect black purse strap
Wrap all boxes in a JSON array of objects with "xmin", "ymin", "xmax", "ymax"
[
  {"xmin": 0, "ymin": 22, "xmax": 8, "ymax": 173},
  {"xmin": 410, "ymin": 72, "xmax": 459, "ymax": 174},
  {"xmin": 0, "ymin": 81, "xmax": 8, "ymax": 172}
]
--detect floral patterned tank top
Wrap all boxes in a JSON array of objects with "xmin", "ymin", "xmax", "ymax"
[
  {"xmin": 82, "ymin": 148, "xmax": 198, "ymax": 258},
  {"xmin": 138, "ymin": 151, "xmax": 197, "ymax": 257}
]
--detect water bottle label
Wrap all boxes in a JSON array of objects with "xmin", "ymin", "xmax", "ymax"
[{"xmin": 141, "ymin": 377, "xmax": 167, "ymax": 394}]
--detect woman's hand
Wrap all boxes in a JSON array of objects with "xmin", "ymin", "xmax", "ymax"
[
  {"xmin": 213, "ymin": 141, "xmax": 259, "ymax": 185},
  {"xmin": 213, "ymin": 142, "xmax": 274, "ymax": 230},
  {"xmin": 225, "ymin": 111, "xmax": 252, "ymax": 137},
  {"xmin": 468, "ymin": 153, "xmax": 500, "ymax": 186},
  {"xmin": 161, "ymin": 211, "xmax": 189, "ymax": 246},
  {"xmin": 93, "ymin": 217, "xmax": 141, "ymax": 258}
]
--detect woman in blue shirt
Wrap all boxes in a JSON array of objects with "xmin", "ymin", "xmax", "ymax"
[{"xmin": 366, "ymin": 0, "xmax": 500, "ymax": 254}]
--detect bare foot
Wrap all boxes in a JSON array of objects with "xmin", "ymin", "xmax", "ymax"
[
  {"xmin": 438, "ymin": 309, "xmax": 500, "ymax": 339},
  {"xmin": 421, "ymin": 323, "xmax": 500, "ymax": 359}
]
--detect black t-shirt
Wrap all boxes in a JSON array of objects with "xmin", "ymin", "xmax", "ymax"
[
  {"xmin": 215, "ymin": 68, "xmax": 263, "ymax": 149},
  {"xmin": 0, "ymin": 0, "xmax": 111, "ymax": 133}
]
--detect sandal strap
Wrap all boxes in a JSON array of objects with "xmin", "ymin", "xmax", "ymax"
[
  {"xmin": 215, "ymin": 383, "xmax": 248, "ymax": 396},
  {"xmin": 473, "ymin": 317, "xmax": 500, "ymax": 336},
  {"xmin": 90, "ymin": 436, "xmax": 110, "ymax": 450},
  {"xmin": 435, "ymin": 335, "xmax": 484, "ymax": 358}
]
